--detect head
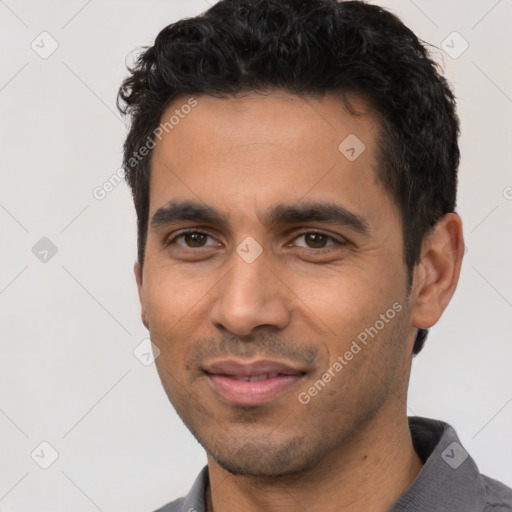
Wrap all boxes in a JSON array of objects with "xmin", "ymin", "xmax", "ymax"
[{"xmin": 118, "ymin": 0, "xmax": 463, "ymax": 477}]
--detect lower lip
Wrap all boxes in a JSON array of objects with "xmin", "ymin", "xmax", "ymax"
[{"xmin": 206, "ymin": 374, "xmax": 304, "ymax": 406}]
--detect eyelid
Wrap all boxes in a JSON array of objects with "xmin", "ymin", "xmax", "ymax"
[
  {"xmin": 290, "ymin": 230, "xmax": 346, "ymax": 248},
  {"xmin": 166, "ymin": 229, "xmax": 221, "ymax": 247}
]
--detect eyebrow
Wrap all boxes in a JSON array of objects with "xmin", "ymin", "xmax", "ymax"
[{"xmin": 150, "ymin": 199, "xmax": 369, "ymax": 235}]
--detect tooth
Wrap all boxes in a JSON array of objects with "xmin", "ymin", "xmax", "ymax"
[
  {"xmin": 227, "ymin": 373, "xmax": 287, "ymax": 382},
  {"xmin": 248, "ymin": 374, "xmax": 268, "ymax": 382}
]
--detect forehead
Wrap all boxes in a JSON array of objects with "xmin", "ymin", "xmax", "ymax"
[
  {"xmin": 153, "ymin": 91, "xmax": 377, "ymax": 162},
  {"xmin": 149, "ymin": 91, "xmax": 393, "ymax": 226}
]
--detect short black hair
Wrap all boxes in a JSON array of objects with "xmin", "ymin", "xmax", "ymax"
[{"xmin": 117, "ymin": 0, "xmax": 460, "ymax": 355}]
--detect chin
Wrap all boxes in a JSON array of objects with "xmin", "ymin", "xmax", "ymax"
[{"xmin": 205, "ymin": 435, "xmax": 321, "ymax": 477}]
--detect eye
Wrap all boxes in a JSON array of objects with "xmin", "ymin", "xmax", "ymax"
[
  {"xmin": 166, "ymin": 230, "xmax": 344, "ymax": 252},
  {"xmin": 291, "ymin": 231, "xmax": 342, "ymax": 250},
  {"xmin": 168, "ymin": 231, "xmax": 219, "ymax": 249}
]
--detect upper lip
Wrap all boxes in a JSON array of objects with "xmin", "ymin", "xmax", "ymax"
[{"xmin": 203, "ymin": 358, "xmax": 306, "ymax": 377}]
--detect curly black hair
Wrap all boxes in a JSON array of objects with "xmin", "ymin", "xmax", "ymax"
[{"xmin": 117, "ymin": 0, "xmax": 460, "ymax": 355}]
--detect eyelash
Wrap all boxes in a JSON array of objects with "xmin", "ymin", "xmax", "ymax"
[{"xmin": 166, "ymin": 230, "xmax": 345, "ymax": 252}]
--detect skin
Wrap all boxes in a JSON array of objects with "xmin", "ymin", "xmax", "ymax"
[{"xmin": 135, "ymin": 91, "xmax": 464, "ymax": 512}]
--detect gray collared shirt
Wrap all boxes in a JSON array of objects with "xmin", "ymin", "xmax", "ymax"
[{"xmin": 154, "ymin": 417, "xmax": 512, "ymax": 512}]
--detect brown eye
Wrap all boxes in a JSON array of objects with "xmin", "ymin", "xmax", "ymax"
[
  {"xmin": 294, "ymin": 232, "xmax": 338, "ymax": 249},
  {"xmin": 183, "ymin": 232, "xmax": 208, "ymax": 247},
  {"xmin": 169, "ymin": 231, "xmax": 218, "ymax": 249},
  {"xmin": 304, "ymin": 233, "xmax": 329, "ymax": 248}
]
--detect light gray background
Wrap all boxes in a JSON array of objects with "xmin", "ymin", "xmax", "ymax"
[{"xmin": 1, "ymin": 1, "xmax": 511, "ymax": 511}]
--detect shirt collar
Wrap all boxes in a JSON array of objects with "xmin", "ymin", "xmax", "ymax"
[{"xmin": 390, "ymin": 416, "xmax": 487, "ymax": 511}]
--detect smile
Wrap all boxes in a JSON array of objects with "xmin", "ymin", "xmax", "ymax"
[{"xmin": 203, "ymin": 359, "xmax": 307, "ymax": 406}]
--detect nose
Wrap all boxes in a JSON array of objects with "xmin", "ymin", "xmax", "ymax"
[{"xmin": 209, "ymin": 249, "xmax": 291, "ymax": 337}]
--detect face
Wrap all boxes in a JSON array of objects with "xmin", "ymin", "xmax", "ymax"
[{"xmin": 137, "ymin": 91, "xmax": 419, "ymax": 477}]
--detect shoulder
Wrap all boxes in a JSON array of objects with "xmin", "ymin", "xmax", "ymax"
[
  {"xmin": 150, "ymin": 465, "xmax": 209, "ymax": 512},
  {"xmin": 152, "ymin": 497, "xmax": 185, "ymax": 512},
  {"xmin": 481, "ymin": 474, "xmax": 512, "ymax": 511}
]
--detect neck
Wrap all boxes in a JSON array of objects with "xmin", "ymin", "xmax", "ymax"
[{"xmin": 205, "ymin": 409, "xmax": 423, "ymax": 512}]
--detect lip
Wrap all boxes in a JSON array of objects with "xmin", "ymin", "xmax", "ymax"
[{"xmin": 203, "ymin": 358, "xmax": 306, "ymax": 406}]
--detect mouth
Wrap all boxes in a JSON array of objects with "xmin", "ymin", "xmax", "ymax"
[{"xmin": 203, "ymin": 359, "xmax": 307, "ymax": 406}]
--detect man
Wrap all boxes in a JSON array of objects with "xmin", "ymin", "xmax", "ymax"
[{"xmin": 117, "ymin": 0, "xmax": 512, "ymax": 510}]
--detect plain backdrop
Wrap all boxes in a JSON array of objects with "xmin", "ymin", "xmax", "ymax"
[{"xmin": 1, "ymin": 1, "xmax": 511, "ymax": 511}]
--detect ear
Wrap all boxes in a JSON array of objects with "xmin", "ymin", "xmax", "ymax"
[
  {"xmin": 134, "ymin": 261, "xmax": 150, "ymax": 330},
  {"xmin": 410, "ymin": 213, "xmax": 464, "ymax": 330}
]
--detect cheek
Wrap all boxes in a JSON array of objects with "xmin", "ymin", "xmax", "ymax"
[
  {"xmin": 144, "ymin": 262, "xmax": 208, "ymax": 319},
  {"xmin": 290, "ymin": 263, "xmax": 403, "ymax": 346},
  {"xmin": 142, "ymin": 266, "xmax": 213, "ymax": 361}
]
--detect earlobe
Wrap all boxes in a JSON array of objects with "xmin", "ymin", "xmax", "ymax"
[
  {"xmin": 134, "ymin": 261, "xmax": 150, "ymax": 329},
  {"xmin": 410, "ymin": 213, "xmax": 464, "ymax": 330}
]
